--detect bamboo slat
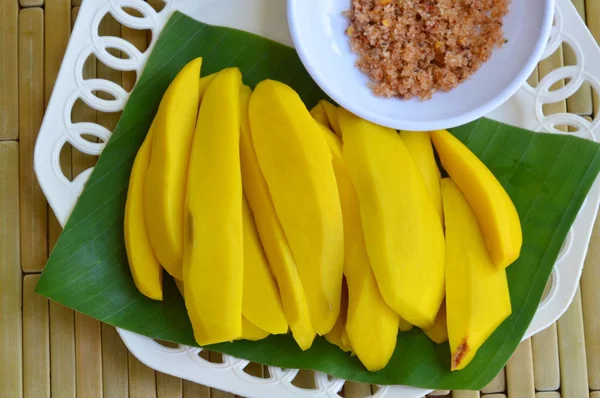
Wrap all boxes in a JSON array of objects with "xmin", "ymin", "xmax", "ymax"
[
  {"xmin": 0, "ymin": 142, "xmax": 22, "ymax": 398},
  {"xmin": 183, "ymin": 380, "xmax": 211, "ymax": 398},
  {"xmin": 535, "ymin": 393, "xmax": 560, "ymax": 398},
  {"xmin": 505, "ymin": 339, "xmax": 535, "ymax": 398},
  {"xmin": 557, "ymin": 288, "xmax": 589, "ymax": 398},
  {"xmin": 20, "ymin": 0, "xmax": 44, "ymax": 7},
  {"xmin": 49, "ymin": 302, "xmax": 76, "ymax": 398},
  {"xmin": 482, "ymin": 370, "xmax": 506, "ymax": 394},
  {"xmin": 47, "ymin": 9, "xmax": 79, "ymax": 395},
  {"xmin": 582, "ymin": 213, "xmax": 600, "ymax": 390},
  {"xmin": 157, "ymin": 372, "xmax": 183, "ymax": 398},
  {"xmin": 19, "ymin": 7, "xmax": 47, "ymax": 273},
  {"xmin": 102, "ymin": 324, "xmax": 129, "ymax": 397},
  {"xmin": 45, "ymin": 0, "xmax": 71, "ymax": 105},
  {"xmin": 344, "ymin": 382, "xmax": 373, "ymax": 398},
  {"xmin": 129, "ymin": 353, "xmax": 158, "ymax": 398},
  {"xmin": 564, "ymin": 0, "xmax": 592, "ymax": 115},
  {"xmin": 46, "ymin": 0, "xmax": 73, "ymax": 258},
  {"xmin": 483, "ymin": 395, "xmax": 506, "ymax": 398},
  {"xmin": 0, "ymin": 0, "xmax": 18, "ymax": 140},
  {"xmin": 74, "ymin": 313, "xmax": 103, "ymax": 398},
  {"xmin": 532, "ymin": 323, "xmax": 560, "ymax": 391},
  {"xmin": 453, "ymin": 391, "xmax": 479, "ymax": 397},
  {"xmin": 23, "ymin": 274, "xmax": 50, "ymax": 398},
  {"xmin": 591, "ymin": 393, "xmax": 600, "ymax": 398}
]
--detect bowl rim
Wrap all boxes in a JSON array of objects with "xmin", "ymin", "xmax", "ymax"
[{"xmin": 287, "ymin": 0, "xmax": 556, "ymax": 131}]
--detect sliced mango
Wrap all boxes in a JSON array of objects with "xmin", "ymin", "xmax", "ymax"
[
  {"xmin": 399, "ymin": 131, "xmax": 443, "ymax": 223},
  {"xmin": 241, "ymin": 317, "xmax": 270, "ymax": 341},
  {"xmin": 318, "ymin": 122, "xmax": 399, "ymax": 371},
  {"xmin": 176, "ymin": 280, "xmax": 267, "ymax": 341},
  {"xmin": 124, "ymin": 130, "xmax": 162, "ymax": 301},
  {"xmin": 249, "ymin": 80, "xmax": 344, "ymax": 335},
  {"xmin": 320, "ymin": 100, "xmax": 343, "ymax": 137},
  {"xmin": 422, "ymin": 302, "xmax": 448, "ymax": 344},
  {"xmin": 441, "ymin": 178, "xmax": 512, "ymax": 371},
  {"xmin": 431, "ymin": 129, "xmax": 522, "ymax": 269},
  {"xmin": 310, "ymin": 102, "xmax": 329, "ymax": 126},
  {"xmin": 239, "ymin": 85, "xmax": 316, "ymax": 350},
  {"xmin": 183, "ymin": 68, "xmax": 244, "ymax": 346},
  {"xmin": 338, "ymin": 108, "xmax": 445, "ymax": 329},
  {"xmin": 144, "ymin": 58, "xmax": 203, "ymax": 280},
  {"xmin": 242, "ymin": 197, "xmax": 288, "ymax": 335},
  {"xmin": 398, "ymin": 318, "xmax": 414, "ymax": 332},
  {"xmin": 324, "ymin": 281, "xmax": 352, "ymax": 352}
]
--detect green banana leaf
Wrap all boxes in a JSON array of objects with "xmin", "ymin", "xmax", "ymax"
[{"xmin": 36, "ymin": 11, "xmax": 600, "ymax": 390}]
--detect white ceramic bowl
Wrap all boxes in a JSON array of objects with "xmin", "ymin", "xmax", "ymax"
[{"xmin": 288, "ymin": 0, "xmax": 555, "ymax": 131}]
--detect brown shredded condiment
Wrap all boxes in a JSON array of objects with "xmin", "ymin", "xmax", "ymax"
[{"xmin": 346, "ymin": 0, "xmax": 509, "ymax": 100}]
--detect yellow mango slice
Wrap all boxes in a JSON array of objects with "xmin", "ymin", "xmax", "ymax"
[
  {"xmin": 241, "ymin": 317, "xmax": 270, "ymax": 341},
  {"xmin": 318, "ymin": 121, "xmax": 399, "ymax": 370},
  {"xmin": 239, "ymin": 85, "xmax": 316, "ymax": 350},
  {"xmin": 176, "ymin": 280, "xmax": 267, "ymax": 341},
  {"xmin": 431, "ymin": 130, "xmax": 522, "ymax": 269},
  {"xmin": 124, "ymin": 130, "xmax": 162, "ymax": 301},
  {"xmin": 338, "ymin": 108, "xmax": 445, "ymax": 329},
  {"xmin": 398, "ymin": 317, "xmax": 414, "ymax": 332},
  {"xmin": 310, "ymin": 102, "xmax": 329, "ymax": 126},
  {"xmin": 249, "ymin": 80, "xmax": 344, "ymax": 335},
  {"xmin": 144, "ymin": 58, "xmax": 203, "ymax": 280},
  {"xmin": 320, "ymin": 100, "xmax": 343, "ymax": 137},
  {"xmin": 441, "ymin": 178, "xmax": 512, "ymax": 371},
  {"xmin": 399, "ymin": 131, "xmax": 443, "ymax": 223},
  {"xmin": 183, "ymin": 68, "xmax": 244, "ymax": 346},
  {"xmin": 242, "ymin": 197, "xmax": 288, "ymax": 335},
  {"xmin": 324, "ymin": 281, "xmax": 352, "ymax": 352},
  {"xmin": 422, "ymin": 302, "xmax": 448, "ymax": 344}
]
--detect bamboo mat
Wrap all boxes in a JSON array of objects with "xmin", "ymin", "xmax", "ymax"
[{"xmin": 1, "ymin": 0, "xmax": 599, "ymax": 397}]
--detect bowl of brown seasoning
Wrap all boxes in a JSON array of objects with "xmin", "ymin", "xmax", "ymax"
[{"xmin": 288, "ymin": 0, "xmax": 554, "ymax": 130}]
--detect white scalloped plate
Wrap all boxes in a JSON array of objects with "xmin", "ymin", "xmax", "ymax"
[{"xmin": 34, "ymin": 0, "xmax": 600, "ymax": 396}]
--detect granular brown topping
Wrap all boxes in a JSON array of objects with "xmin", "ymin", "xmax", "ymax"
[{"xmin": 346, "ymin": 0, "xmax": 509, "ymax": 100}]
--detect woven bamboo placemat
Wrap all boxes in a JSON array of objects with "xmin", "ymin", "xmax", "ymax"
[{"xmin": 1, "ymin": 0, "xmax": 599, "ymax": 396}]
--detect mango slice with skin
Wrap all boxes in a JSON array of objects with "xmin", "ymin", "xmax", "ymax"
[
  {"xmin": 124, "ymin": 129, "xmax": 163, "ymax": 301},
  {"xmin": 249, "ymin": 80, "xmax": 344, "ymax": 335},
  {"xmin": 175, "ymin": 280, "xmax": 268, "ymax": 341},
  {"xmin": 319, "ymin": 122, "xmax": 399, "ymax": 371},
  {"xmin": 422, "ymin": 301, "xmax": 448, "ymax": 344},
  {"xmin": 324, "ymin": 281, "xmax": 352, "ymax": 353},
  {"xmin": 431, "ymin": 129, "xmax": 522, "ymax": 269},
  {"xmin": 399, "ymin": 131, "xmax": 443, "ymax": 223},
  {"xmin": 338, "ymin": 108, "xmax": 445, "ymax": 329},
  {"xmin": 183, "ymin": 68, "xmax": 244, "ymax": 346},
  {"xmin": 441, "ymin": 178, "xmax": 512, "ymax": 371},
  {"xmin": 239, "ymin": 85, "xmax": 316, "ymax": 350},
  {"xmin": 144, "ymin": 58, "xmax": 203, "ymax": 280},
  {"xmin": 242, "ymin": 196, "xmax": 288, "ymax": 335}
]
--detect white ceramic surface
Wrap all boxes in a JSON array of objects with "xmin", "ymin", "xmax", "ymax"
[
  {"xmin": 33, "ymin": 0, "xmax": 600, "ymax": 396},
  {"xmin": 288, "ymin": 0, "xmax": 555, "ymax": 131}
]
